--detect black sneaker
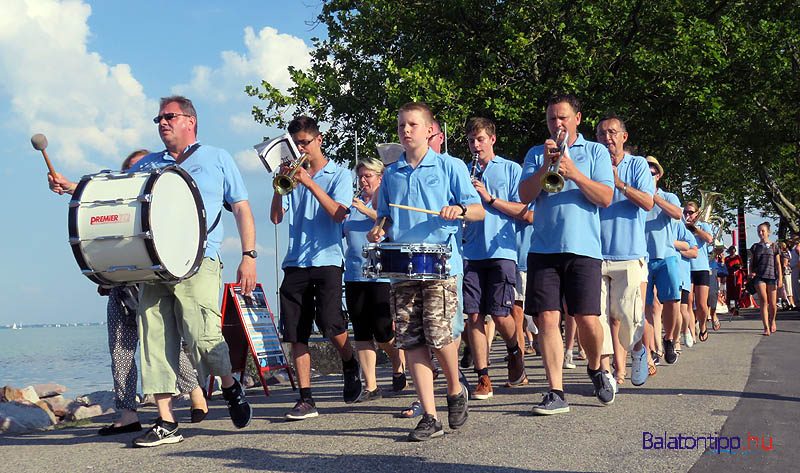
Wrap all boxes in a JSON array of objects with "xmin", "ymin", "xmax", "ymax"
[
  {"xmin": 222, "ymin": 380, "xmax": 252, "ymax": 428},
  {"xmin": 663, "ymin": 339, "xmax": 678, "ymax": 364},
  {"xmin": 460, "ymin": 346, "xmax": 473, "ymax": 369},
  {"xmin": 446, "ymin": 384, "xmax": 468, "ymax": 429},
  {"xmin": 132, "ymin": 420, "xmax": 183, "ymax": 448},
  {"xmin": 589, "ymin": 370, "xmax": 615, "ymax": 405},
  {"xmin": 651, "ymin": 350, "xmax": 661, "ymax": 366},
  {"xmin": 392, "ymin": 372, "xmax": 407, "ymax": 392},
  {"xmin": 531, "ymin": 391, "xmax": 570, "ymax": 415},
  {"xmin": 356, "ymin": 387, "xmax": 383, "ymax": 403},
  {"xmin": 284, "ymin": 399, "xmax": 319, "ymax": 421},
  {"xmin": 408, "ymin": 414, "xmax": 444, "ymax": 441},
  {"xmin": 343, "ymin": 359, "xmax": 363, "ymax": 404}
]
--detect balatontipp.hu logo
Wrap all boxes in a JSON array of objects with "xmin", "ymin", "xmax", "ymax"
[{"xmin": 642, "ymin": 431, "xmax": 775, "ymax": 455}]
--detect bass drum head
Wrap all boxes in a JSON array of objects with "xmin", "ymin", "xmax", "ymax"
[{"xmin": 148, "ymin": 169, "xmax": 204, "ymax": 279}]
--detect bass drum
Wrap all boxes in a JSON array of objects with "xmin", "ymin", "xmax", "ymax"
[{"xmin": 68, "ymin": 166, "xmax": 206, "ymax": 285}]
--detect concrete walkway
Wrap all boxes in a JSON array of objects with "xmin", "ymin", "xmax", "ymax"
[{"xmin": 1, "ymin": 310, "xmax": 797, "ymax": 473}]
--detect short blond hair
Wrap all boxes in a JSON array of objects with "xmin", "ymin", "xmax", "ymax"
[{"xmin": 356, "ymin": 156, "xmax": 384, "ymax": 175}]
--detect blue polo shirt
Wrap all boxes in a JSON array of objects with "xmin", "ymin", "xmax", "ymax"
[
  {"xmin": 645, "ymin": 189, "xmax": 682, "ymax": 260},
  {"xmin": 688, "ymin": 221, "xmax": 712, "ymax": 271},
  {"xmin": 377, "ymin": 148, "xmax": 481, "ymax": 276},
  {"xmin": 675, "ymin": 221, "xmax": 697, "ymax": 290},
  {"xmin": 600, "ymin": 154, "xmax": 655, "ymax": 260},
  {"xmin": 281, "ymin": 159, "xmax": 352, "ymax": 268},
  {"xmin": 521, "ymin": 133, "xmax": 614, "ymax": 259},
  {"xmin": 516, "ymin": 209, "xmax": 534, "ymax": 271},
  {"xmin": 464, "ymin": 156, "xmax": 522, "ymax": 261},
  {"xmin": 129, "ymin": 143, "xmax": 248, "ymax": 259},
  {"xmin": 343, "ymin": 201, "xmax": 388, "ymax": 282}
]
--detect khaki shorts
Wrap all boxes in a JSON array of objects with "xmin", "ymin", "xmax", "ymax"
[
  {"xmin": 391, "ymin": 278, "xmax": 457, "ymax": 350},
  {"xmin": 599, "ymin": 258, "xmax": 646, "ymax": 355}
]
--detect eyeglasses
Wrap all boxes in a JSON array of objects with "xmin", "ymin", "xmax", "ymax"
[
  {"xmin": 684, "ymin": 210, "xmax": 696, "ymax": 215},
  {"xmin": 428, "ymin": 132, "xmax": 443, "ymax": 141},
  {"xmin": 598, "ymin": 130, "xmax": 623, "ymax": 138},
  {"xmin": 650, "ymin": 170, "xmax": 659, "ymax": 176},
  {"xmin": 293, "ymin": 135, "xmax": 319, "ymax": 147},
  {"xmin": 153, "ymin": 113, "xmax": 192, "ymax": 124},
  {"xmin": 358, "ymin": 173, "xmax": 378, "ymax": 180}
]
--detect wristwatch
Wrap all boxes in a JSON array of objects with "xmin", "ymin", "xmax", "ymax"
[
  {"xmin": 456, "ymin": 203, "xmax": 468, "ymax": 216},
  {"xmin": 242, "ymin": 250, "xmax": 258, "ymax": 259},
  {"xmin": 488, "ymin": 196, "xmax": 497, "ymax": 206}
]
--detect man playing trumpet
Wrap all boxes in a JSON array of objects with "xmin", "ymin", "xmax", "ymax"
[{"xmin": 519, "ymin": 94, "xmax": 615, "ymax": 414}]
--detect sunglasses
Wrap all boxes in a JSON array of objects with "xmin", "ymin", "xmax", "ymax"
[
  {"xmin": 684, "ymin": 210, "xmax": 696, "ymax": 215},
  {"xmin": 153, "ymin": 113, "xmax": 192, "ymax": 124}
]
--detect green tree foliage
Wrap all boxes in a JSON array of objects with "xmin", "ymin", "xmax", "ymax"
[{"xmin": 247, "ymin": 0, "xmax": 799, "ymax": 232}]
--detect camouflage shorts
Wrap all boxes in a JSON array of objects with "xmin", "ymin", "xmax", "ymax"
[{"xmin": 390, "ymin": 277, "xmax": 457, "ymax": 350}]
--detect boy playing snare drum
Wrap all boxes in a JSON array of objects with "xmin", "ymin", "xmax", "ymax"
[{"xmin": 367, "ymin": 102, "xmax": 484, "ymax": 441}]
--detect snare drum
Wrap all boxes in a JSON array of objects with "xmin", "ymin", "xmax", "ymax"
[
  {"xmin": 362, "ymin": 242, "xmax": 451, "ymax": 280},
  {"xmin": 68, "ymin": 166, "xmax": 206, "ymax": 285}
]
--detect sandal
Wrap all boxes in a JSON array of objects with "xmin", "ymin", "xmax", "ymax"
[
  {"xmin": 712, "ymin": 318, "xmax": 721, "ymax": 331},
  {"xmin": 698, "ymin": 330, "xmax": 709, "ymax": 342},
  {"xmin": 392, "ymin": 372, "xmax": 407, "ymax": 392},
  {"xmin": 648, "ymin": 362, "xmax": 657, "ymax": 377},
  {"xmin": 396, "ymin": 400, "xmax": 423, "ymax": 419}
]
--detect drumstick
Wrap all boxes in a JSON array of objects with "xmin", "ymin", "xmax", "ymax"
[
  {"xmin": 389, "ymin": 203, "xmax": 465, "ymax": 220},
  {"xmin": 30, "ymin": 133, "xmax": 56, "ymax": 175}
]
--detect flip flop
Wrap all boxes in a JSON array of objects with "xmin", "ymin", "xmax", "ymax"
[
  {"xmin": 648, "ymin": 362, "xmax": 657, "ymax": 377},
  {"xmin": 712, "ymin": 319, "xmax": 721, "ymax": 331},
  {"xmin": 396, "ymin": 400, "xmax": 423, "ymax": 419},
  {"xmin": 698, "ymin": 330, "xmax": 709, "ymax": 342}
]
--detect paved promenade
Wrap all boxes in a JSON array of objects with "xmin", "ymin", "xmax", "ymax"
[{"xmin": 1, "ymin": 311, "xmax": 797, "ymax": 473}]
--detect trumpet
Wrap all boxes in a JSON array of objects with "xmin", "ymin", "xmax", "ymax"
[
  {"xmin": 540, "ymin": 129, "xmax": 568, "ymax": 193},
  {"xmin": 273, "ymin": 153, "xmax": 309, "ymax": 195}
]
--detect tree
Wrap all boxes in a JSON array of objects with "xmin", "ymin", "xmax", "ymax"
[{"xmin": 247, "ymin": 0, "xmax": 799, "ymax": 234}]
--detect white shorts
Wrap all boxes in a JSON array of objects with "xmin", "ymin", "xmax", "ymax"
[{"xmin": 599, "ymin": 258, "xmax": 646, "ymax": 355}]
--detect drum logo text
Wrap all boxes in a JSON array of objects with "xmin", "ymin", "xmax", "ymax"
[{"xmin": 90, "ymin": 214, "xmax": 131, "ymax": 225}]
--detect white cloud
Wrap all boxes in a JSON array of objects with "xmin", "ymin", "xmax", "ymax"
[
  {"xmin": 234, "ymin": 148, "xmax": 266, "ymax": 173},
  {"xmin": 173, "ymin": 25, "xmax": 311, "ymax": 132},
  {"xmin": 0, "ymin": 0, "xmax": 155, "ymax": 172}
]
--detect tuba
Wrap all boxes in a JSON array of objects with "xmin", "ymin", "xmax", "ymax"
[
  {"xmin": 540, "ymin": 129, "xmax": 568, "ymax": 193},
  {"xmin": 686, "ymin": 189, "xmax": 723, "ymax": 232}
]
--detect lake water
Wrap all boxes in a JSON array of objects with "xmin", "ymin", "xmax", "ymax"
[{"xmin": 0, "ymin": 325, "xmax": 116, "ymax": 397}]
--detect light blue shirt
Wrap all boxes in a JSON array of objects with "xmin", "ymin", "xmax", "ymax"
[
  {"xmin": 281, "ymin": 159, "xmax": 353, "ymax": 268},
  {"xmin": 675, "ymin": 222, "xmax": 697, "ymax": 290},
  {"xmin": 600, "ymin": 154, "xmax": 655, "ymax": 260},
  {"xmin": 645, "ymin": 189, "xmax": 682, "ymax": 260},
  {"xmin": 129, "ymin": 143, "xmax": 248, "ymax": 259},
  {"xmin": 464, "ymin": 156, "xmax": 522, "ymax": 261},
  {"xmin": 516, "ymin": 220, "xmax": 534, "ymax": 271},
  {"xmin": 343, "ymin": 201, "xmax": 388, "ymax": 282},
  {"xmin": 521, "ymin": 133, "xmax": 614, "ymax": 259},
  {"xmin": 688, "ymin": 221, "xmax": 712, "ymax": 271},
  {"xmin": 377, "ymin": 148, "xmax": 481, "ymax": 276}
]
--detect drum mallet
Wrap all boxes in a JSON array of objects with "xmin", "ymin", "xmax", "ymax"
[
  {"xmin": 30, "ymin": 133, "xmax": 56, "ymax": 176},
  {"xmin": 389, "ymin": 203, "xmax": 465, "ymax": 219}
]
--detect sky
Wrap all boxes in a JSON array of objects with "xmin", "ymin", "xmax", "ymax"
[{"xmin": 0, "ymin": 0, "xmax": 775, "ymax": 326}]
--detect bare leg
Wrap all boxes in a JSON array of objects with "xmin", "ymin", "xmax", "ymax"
[
  {"xmin": 355, "ymin": 340, "xmax": 378, "ymax": 391},
  {"xmin": 610, "ymin": 317, "xmax": 626, "ymax": 382},
  {"xmin": 467, "ymin": 314, "xmax": 489, "ymax": 371},
  {"xmin": 693, "ymin": 284, "xmax": 709, "ymax": 336},
  {"xmin": 768, "ymin": 286, "xmax": 778, "ymax": 332},
  {"xmin": 538, "ymin": 311, "xmax": 564, "ymax": 390},
  {"xmin": 292, "ymin": 342, "xmax": 312, "ymax": 388},
  {"xmin": 431, "ymin": 339, "xmax": 463, "ymax": 397},
  {"xmin": 574, "ymin": 315, "xmax": 602, "ymax": 371},
  {"xmin": 406, "ymin": 346, "xmax": 437, "ymax": 416}
]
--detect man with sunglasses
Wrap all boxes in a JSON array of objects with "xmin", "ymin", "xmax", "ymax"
[
  {"xmin": 595, "ymin": 115, "xmax": 655, "ymax": 388},
  {"xmin": 643, "ymin": 156, "xmax": 689, "ymax": 367},
  {"xmin": 269, "ymin": 116, "xmax": 361, "ymax": 421},
  {"xmin": 125, "ymin": 96, "xmax": 256, "ymax": 447}
]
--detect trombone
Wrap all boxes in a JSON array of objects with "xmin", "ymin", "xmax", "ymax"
[
  {"xmin": 540, "ymin": 129, "xmax": 568, "ymax": 193},
  {"xmin": 273, "ymin": 153, "xmax": 309, "ymax": 195}
]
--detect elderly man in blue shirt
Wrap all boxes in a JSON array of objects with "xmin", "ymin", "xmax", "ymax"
[
  {"xmin": 595, "ymin": 115, "xmax": 655, "ymax": 389},
  {"xmin": 126, "ymin": 96, "xmax": 256, "ymax": 447},
  {"xmin": 270, "ymin": 116, "xmax": 362, "ymax": 421},
  {"xmin": 519, "ymin": 94, "xmax": 615, "ymax": 415}
]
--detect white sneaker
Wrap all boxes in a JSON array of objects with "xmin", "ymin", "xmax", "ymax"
[
  {"xmin": 604, "ymin": 371, "xmax": 618, "ymax": 394},
  {"xmin": 563, "ymin": 349, "xmax": 576, "ymax": 369},
  {"xmin": 684, "ymin": 330, "xmax": 694, "ymax": 348}
]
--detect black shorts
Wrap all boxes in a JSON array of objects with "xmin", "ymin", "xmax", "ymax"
[
  {"xmin": 691, "ymin": 270, "xmax": 710, "ymax": 286},
  {"xmin": 345, "ymin": 281, "xmax": 393, "ymax": 343},
  {"xmin": 524, "ymin": 253, "xmax": 602, "ymax": 316},
  {"xmin": 462, "ymin": 259, "xmax": 517, "ymax": 316},
  {"xmin": 681, "ymin": 289, "xmax": 690, "ymax": 305},
  {"xmin": 280, "ymin": 266, "xmax": 348, "ymax": 343}
]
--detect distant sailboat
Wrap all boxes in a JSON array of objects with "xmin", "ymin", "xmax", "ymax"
[{"xmin": 11, "ymin": 322, "xmax": 20, "ymax": 330}]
